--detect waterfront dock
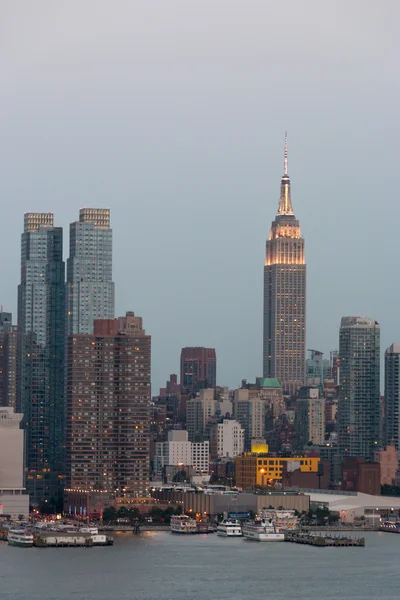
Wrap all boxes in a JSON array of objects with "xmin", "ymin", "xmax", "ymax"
[
  {"xmin": 284, "ymin": 531, "xmax": 365, "ymax": 547},
  {"xmin": 34, "ymin": 531, "xmax": 114, "ymax": 548}
]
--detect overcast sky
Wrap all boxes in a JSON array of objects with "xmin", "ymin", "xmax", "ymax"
[{"xmin": 1, "ymin": 1, "xmax": 399, "ymax": 393}]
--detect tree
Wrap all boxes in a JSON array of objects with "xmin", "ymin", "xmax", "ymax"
[
  {"xmin": 117, "ymin": 506, "xmax": 129, "ymax": 519},
  {"xmin": 173, "ymin": 470, "xmax": 187, "ymax": 483},
  {"xmin": 102, "ymin": 506, "xmax": 117, "ymax": 523},
  {"xmin": 129, "ymin": 507, "xmax": 141, "ymax": 521},
  {"xmin": 18, "ymin": 514, "xmax": 24, "ymax": 521}
]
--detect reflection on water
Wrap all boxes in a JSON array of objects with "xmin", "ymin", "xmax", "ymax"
[{"xmin": 1, "ymin": 531, "xmax": 400, "ymax": 600}]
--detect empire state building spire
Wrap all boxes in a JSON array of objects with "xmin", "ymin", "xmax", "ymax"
[
  {"xmin": 277, "ymin": 131, "xmax": 294, "ymax": 216},
  {"xmin": 263, "ymin": 134, "xmax": 306, "ymax": 395}
]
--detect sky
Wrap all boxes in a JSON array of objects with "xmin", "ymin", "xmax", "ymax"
[{"xmin": 1, "ymin": 1, "xmax": 399, "ymax": 393}]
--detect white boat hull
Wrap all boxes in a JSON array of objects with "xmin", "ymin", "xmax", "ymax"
[
  {"xmin": 243, "ymin": 530, "xmax": 284, "ymax": 542},
  {"xmin": 217, "ymin": 528, "xmax": 242, "ymax": 537},
  {"xmin": 8, "ymin": 539, "xmax": 34, "ymax": 547}
]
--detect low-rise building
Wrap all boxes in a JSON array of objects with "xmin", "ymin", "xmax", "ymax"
[{"xmin": 236, "ymin": 452, "xmax": 320, "ymax": 489}]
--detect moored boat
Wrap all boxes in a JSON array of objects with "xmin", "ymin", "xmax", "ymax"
[
  {"xmin": 7, "ymin": 528, "xmax": 34, "ymax": 547},
  {"xmin": 170, "ymin": 515, "xmax": 197, "ymax": 534},
  {"xmin": 242, "ymin": 516, "xmax": 284, "ymax": 542},
  {"xmin": 217, "ymin": 519, "xmax": 242, "ymax": 537}
]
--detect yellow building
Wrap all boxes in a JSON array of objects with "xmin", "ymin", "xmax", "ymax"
[{"xmin": 236, "ymin": 453, "xmax": 320, "ymax": 489}]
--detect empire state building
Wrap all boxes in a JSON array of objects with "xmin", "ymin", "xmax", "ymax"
[{"xmin": 263, "ymin": 135, "xmax": 306, "ymax": 394}]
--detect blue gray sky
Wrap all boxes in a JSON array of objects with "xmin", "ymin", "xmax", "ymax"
[{"xmin": 1, "ymin": 1, "xmax": 399, "ymax": 393}]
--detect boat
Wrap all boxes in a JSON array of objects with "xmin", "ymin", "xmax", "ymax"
[
  {"xmin": 380, "ymin": 521, "xmax": 400, "ymax": 533},
  {"xmin": 242, "ymin": 516, "xmax": 284, "ymax": 542},
  {"xmin": 170, "ymin": 515, "xmax": 197, "ymax": 534},
  {"xmin": 217, "ymin": 519, "xmax": 242, "ymax": 537},
  {"xmin": 7, "ymin": 528, "xmax": 34, "ymax": 547}
]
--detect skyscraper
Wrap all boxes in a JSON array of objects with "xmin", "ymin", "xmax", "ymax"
[
  {"xmin": 65, "ymin": 312, "xmax": 151, "ymax": 513},
  {"xmin": 180, "ymin": 347, "xmax": 216, "ymax": 393},
  {"xmin": 338, "ymin": 317, "xmax": 380, "ymax": 461},
  {"xmin": 67, "ymin": 208, "xmax": 114, "ymax": 334},
  {"xmin": 0, "ymin": 312, "xmax": 18, "ymax": 410},
  {"xmin": 263, "ymin": 134, "xmax": 306, "ymax": 394},
  {"xmin": 384, "ymin": 343, "xmax": 400, "ymax": 450},
  {"xmin": 17, "ymin": 213, "xmax": 65, "ymax": 503}
]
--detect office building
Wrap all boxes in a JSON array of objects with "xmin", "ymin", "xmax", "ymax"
[
  {"xmin": 0, "ymin": 312, "xmax": 18, "ymax": 409},
  {"xmin": 154, "ymin": 431, "xmax": 209, "ymax": 478},
  {"xmin": 296, "ymin": 387, "xmax": 326, "ymax": 448},
  {"xmin": 306, "ymin": 350, "xmax": 330, "ymax": 386},
  {"xmin": 384, "ymin": 343, "xmax": 400, "ymax": 449},
  {"xmin": 67, "ymin": 208, "xmax": 114, "ymax": 334},
  {"xmin": 154, "ymin": 430, "xmax": 192, "ymax": 478},
  {"xmin": 233, "ymin": 388, "xmax": 265, "ymax": 451},
  {"xmin": 0, "ymin": 407, "xmax": 29, "ymax": 518},
  {"xmin": 65, "ymin": 312, "xmax": 151, "ymax": 511},
  {"xmin": 186, "ymin": 388, "xmax": 216, "ymax": 442},
  {"xmin": 263, "ymin": 135, "xmax": 306, "ymax": 394},
  {"xmin": 210, "ymin": 419, "xmax": 244, "ymax": 459},
  {"xmin": 180, "ymin": 347, "xmax": 216, "ymax": 393},
  {"xmin": 338, "ymin": 317, "xmax": 380, "ymax": 461},
  {"xmin": 17, "ymin": 212, "xmax": 65, "ymax": 503}
]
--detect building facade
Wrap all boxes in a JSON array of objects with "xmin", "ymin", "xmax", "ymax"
[
  {"xmin": 17, "ymin": 212, "xmax": 65, "ymax": 503},
  {"xmin": 338, "ymin": 317, "xmax": 380, "ymax": 461},
  {"xmin": 384, "ymin": 343, "xmax": 400, "ymax": 450},
  {"xmin": 263, "ymin": 135, "xmax": 306, "ymax": 394},
  {"xmin": 180, "ymin": 347, "xmax": 216, "ymax": 393},
  {"xmin": 0, "ymin": 312, "xmax": 18, "ymax": 410},
  {"xmin": 0, "ymin": 407, "xmax": 29, "ymax": 518},
  {"xmin": 67, "ymin": 208, "xmax": 114, "ymax": 334},
  {"xmin": 236, "ymin": 452, "xmax": 320, "ymax": 489},
  {"xmin": 233, "ymin": 389, "xmax": 265, "ymax": 451},
  {"xmin": 210, "ymin": 419, "xmax": 244, "ymax": 459},
  {"xmin": 186, "ymin": 388, "xmax": 216, "ymax": 442},
  {"xmin": 65, "ymin": 313, "xmax": 151, "ymax": 509},
  {"xmin": 296, "ymin": 387, "xmax": 326, "ymax": 448}
]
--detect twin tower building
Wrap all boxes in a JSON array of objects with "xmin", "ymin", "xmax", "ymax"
[{"xmin": 18, "ymin": 209, "xmax": 151, "ymax": 509}]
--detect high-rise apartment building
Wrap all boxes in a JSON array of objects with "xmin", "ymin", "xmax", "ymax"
[
  {"xmin": 65, "ymin": 313, "xmax": 151, "ymax": 510},
  {"xmin": 338, "ymin": 317, "xmax": 380, "ymax": 461},
  {"xmin": 384, "ymin": 343, "xmax": 400, "ymax": 450},
  {"xmin": 67, "ymin": 208, "xmax": 114, "ymax": 334},
  {"xmin": 296, "ymin": 387, "xmax": 326, "ymax": 448},
  {"xmin": 0, "ymin": 312, "xmax": 18, "ymax": 410},
  {"xmin": 186, "ymin": 389, "xmax": 216, "ymax": 442},
  {"xmin": 17, "ymin": 213, "xmax": 65, "ymax": 503},
  {"xmin": 233, "ymin": 389, "xmax": 265, "ymax": 451},
  {"xmin": 263, "ymin": 135, "xmax": 306, "ymax": 394},
  {"xmin": 180, "ymin": 347, "xmax": 216, "ymax": 393}
]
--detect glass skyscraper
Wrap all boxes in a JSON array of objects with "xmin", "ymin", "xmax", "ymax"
[
  {"xmin": 67, "ymin": 208, "xmax": 114, "ymax": 334},
  {"xmin": 338, "ymin": 316, "xmax": 380, "ymax": 461},
  {"xmin": 384, "ymin": 343, "xmax": 400, "ymax": 450},
  {"xmin": 17, "ymin": 213, "xmax": 65, "ymax": 503},
  {"xmin": 263, "ymin": 135, "xmax": 306, "ymax": 394}
]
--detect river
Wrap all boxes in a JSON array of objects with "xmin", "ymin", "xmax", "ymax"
[{"xmin": 1, "ymin": 531, "xmax": 399, "ymax": 599}]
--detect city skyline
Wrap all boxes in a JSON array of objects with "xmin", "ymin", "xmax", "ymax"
[{"xmin": 1, "ymin": 3, "xmax": 399, "ymax": 394}]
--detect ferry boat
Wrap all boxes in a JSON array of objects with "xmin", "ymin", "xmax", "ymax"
[
  {"xmin": 242, "ymin": 516, "xmax": 284, "ymax": 542},
  {"xmin": 217, "ymin": 519, "xmax": 242, "ymax": 537},
  {"xmin": 170, "ymin": 515, "xmax": 197, "ymax": 534},
  {"xmin": 7, "ymin": 528, "xmax": 34, "ymax": 547},
  {"xmin": 380, "ymin": 521, "xmax": 400, "ymax": 533}
]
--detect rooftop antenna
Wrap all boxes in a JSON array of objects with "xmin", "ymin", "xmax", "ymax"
[{"xmin": 284, "ymin": 130, "xmax": 288, "ymax": 175}]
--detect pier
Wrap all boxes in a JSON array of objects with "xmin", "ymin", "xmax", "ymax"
[{"xmin": 284, "ymin": 531, "xmax": 365, "ymax": 547}]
